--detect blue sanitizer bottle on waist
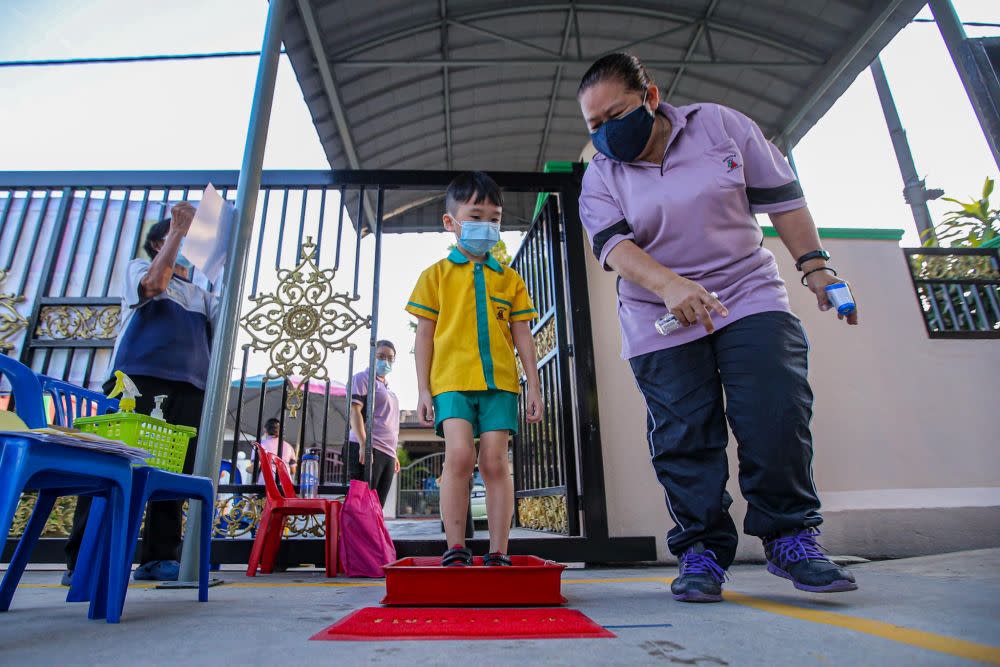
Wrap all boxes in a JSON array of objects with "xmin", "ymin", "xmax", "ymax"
[{"xmin": 825, "ymin": 283, "xmax": 856, "ymax": 316}]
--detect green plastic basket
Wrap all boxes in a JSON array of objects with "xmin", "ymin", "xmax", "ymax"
[{"xmin": 74, "ymin": 412, "xmax": 196, "ymax": 473}]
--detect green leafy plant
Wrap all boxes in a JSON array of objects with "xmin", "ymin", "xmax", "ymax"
[
  {"xmin": 925, "ymin": 177, "xmax": 1000, "ymax": 248},
  {"xmin": 396, "ymin": 446, "xmax": 412, "ymax": 469}
]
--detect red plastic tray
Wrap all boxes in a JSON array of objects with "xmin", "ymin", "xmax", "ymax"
[{"xmin": 381, "ymin": 556, "xmax": 567, "ymax": 607}]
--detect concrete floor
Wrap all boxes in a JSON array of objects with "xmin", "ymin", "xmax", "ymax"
[{"xmin": 1, "ymin": 549, "xmax": 998, "ymax": 666}]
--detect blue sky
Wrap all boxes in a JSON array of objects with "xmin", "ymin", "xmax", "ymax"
[{"xmin": 1, "ymin": 0, "xmax": 998, "ymax": 407}]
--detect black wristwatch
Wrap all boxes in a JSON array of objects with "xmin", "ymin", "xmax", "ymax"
[{"xmin": 795, "ymin": 249, "xmax": 830, "ymax": 271}]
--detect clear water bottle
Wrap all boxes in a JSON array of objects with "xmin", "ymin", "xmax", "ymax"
[{"xmin": 300, "ymin": 452, "xmax": 320, "ymax": 498}]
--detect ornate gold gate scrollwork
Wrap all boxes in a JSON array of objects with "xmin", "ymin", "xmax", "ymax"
[
  {"xmin": 239, "ymin": 236, "xmax": 371, "ymax": 416},
  {"xmin": 35, "ymin": 305, "xmax": 120, "ymax": 341},
  {"xmin": 0, "ymin": 269, "xmax": 27, "ymax": 352}
]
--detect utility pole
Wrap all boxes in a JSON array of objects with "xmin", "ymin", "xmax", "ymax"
[
  {"xmin": 870, "ymin": 55, "xmax": 942, "ymax": 243},
  {"xmin": 928, "ymin": 0, "xmax": 1000, "ymax": 170}
]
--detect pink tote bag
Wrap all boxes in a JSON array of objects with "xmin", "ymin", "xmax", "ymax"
[{"xmin": 338, "ymin": 480, "xmax": 397, "ymax": 577}]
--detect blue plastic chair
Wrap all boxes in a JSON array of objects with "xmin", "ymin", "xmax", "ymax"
[
  {"xmin": 71, "ymin": 467, "xmax": 214, "ymax": 619},
  {"xmin": 3, "ymin": 356, "xmax": 213, "ymax": 621},
  {"xmin": 39, "ymin": 375, "xmax": 119, "ymax": 427},
  {"xmin": 0, "ymin": 434, "xmax": 133, "ymax": 623},
  {"xmin": 0, "ymin": 356, "xmax": 134, "ymax": 622},
  {"xmin": 0, "ymin": 355, "xmax": 46, "ymax": 429}
]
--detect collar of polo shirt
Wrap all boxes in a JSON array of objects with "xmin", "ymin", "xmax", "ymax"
[
  {"xmin": 608, "ymin": 102, "xmax": 702, "ymax": 169},
  {"xmin": 446, "ymin": 246, "xmax": 504, "ymax": 273}
]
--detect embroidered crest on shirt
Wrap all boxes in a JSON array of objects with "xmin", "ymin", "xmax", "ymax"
[
  {"xmin": 724, "ymin": 154, "xmax": 741, "ymax": 172},
  {"xmin": 496, "ymin": 306, "xmax": 507, "ymax": 321}
]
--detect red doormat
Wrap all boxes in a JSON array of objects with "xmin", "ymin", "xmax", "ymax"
[{"xmin": 310, "ymin": 607, "xmax": 616, "ymax": 641}]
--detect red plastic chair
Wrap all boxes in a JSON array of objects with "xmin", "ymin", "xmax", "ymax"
[{"xmin": 246, "ymin": 442, "xmax": 341, "ymax": 578}]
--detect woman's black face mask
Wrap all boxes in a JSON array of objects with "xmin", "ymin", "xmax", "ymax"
[{"xmin": 590, "ymin": 90, "xmax": 654, "ymax": 163}]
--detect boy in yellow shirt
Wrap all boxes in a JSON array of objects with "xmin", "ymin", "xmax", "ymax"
[{"xmin": 407, "ymin": 171, "xmax": 543, "ymax": 566}]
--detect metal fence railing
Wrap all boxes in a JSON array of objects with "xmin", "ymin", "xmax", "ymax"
[
  {"xmin": 904, "ymin": 247, "xmax": 1000, "ymax": 338},
  {"xmin": 396, "ymin": 452, "xmax": 444, "ymax": 518}
]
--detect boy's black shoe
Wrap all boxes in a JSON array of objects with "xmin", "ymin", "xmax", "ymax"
[
  {"xmin": 671, "ymin": 543, "xmax": 726, "ymax": 603},
  {"xmin": 483, "ymin": 552, "xmax": 512, "ymax": 566},
  {"xmin": 441, "ymin": 545, "xmax": 473, "ymax": 567},
  {"xmin": 764, "ymin": 528, "xmax": 858, "ymax": 593}
]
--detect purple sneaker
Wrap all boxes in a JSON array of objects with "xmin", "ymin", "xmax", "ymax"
[
  {"xmin": 764, "ymin": 528, "xmax": 858, "ymax": 593},
  {"xmin": 671, "ymin": 543, "xmax": 727, "ymax": 603}
]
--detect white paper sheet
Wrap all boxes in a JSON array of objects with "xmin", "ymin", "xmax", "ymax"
[
  {"xmin": 2, "ymin": 430, "xmax": 153, "ymax": 463},
  {"xmin": 185, "ymin": 183, "xmax": 235, "ymax": 284}
]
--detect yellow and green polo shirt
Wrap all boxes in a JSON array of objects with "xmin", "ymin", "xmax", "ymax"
[{"xmin": 406, "ymin": 248, "xmax": 537, "ymax": 396}]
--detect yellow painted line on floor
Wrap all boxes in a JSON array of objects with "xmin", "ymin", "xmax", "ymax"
[
  {"xmin": 725, "ymin": 591, "xmax": 1000, "ymax": 666},
  {"xmin": 224, "ymin": 581, "xmax": 383, "ymax": 588},
  {"xmin": 23, "ymin": 578, "xmax": 666, "ymax": 589},
  {"xmin": 16, "ymin": 581, "xmax": 383, "ymax": 589},
  {"xmin": 564, "ymin": 577, "xmax": 673, "ymax": 585}
]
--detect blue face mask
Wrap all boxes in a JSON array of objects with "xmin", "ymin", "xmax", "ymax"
[
  {"xmin": 590, "ymin": 91, "xmax": 654, "ymax": 163},
  {"xmin": 457, "ymin": 219, "xmax": 500, "ymax": 257},
  {"xmin": 375, "ymin": 359, "xmax": 392, "ymax": 377}
]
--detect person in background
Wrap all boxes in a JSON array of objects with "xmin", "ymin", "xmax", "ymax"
[
  {"xmin": 63, "ymin": 202, "xmax": 217, "ymax": 585},
  {"xmin": 346, "ymin": 340, "xmax": 401, "ymax": 507},
  {"xmin": 256, "ymin": 417, "xmax": 297, "ymax": 483}
]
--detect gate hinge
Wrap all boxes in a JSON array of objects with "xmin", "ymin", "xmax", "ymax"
[{"xmin": 567, "ymin": 344, "xmax": 575, "ymax": 356}]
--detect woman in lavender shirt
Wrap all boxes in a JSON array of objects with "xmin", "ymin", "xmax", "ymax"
[{"xmin": 577, "ymin": 53, "xmax": 858, "ymax": 603}]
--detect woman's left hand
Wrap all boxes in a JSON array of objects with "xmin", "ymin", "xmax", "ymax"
[
  {"xmin": 805, "ymin": 268, "xmax": 859, "ymax": 326},
  {"xmin": 394, "ymin": 458, "xmax": 401, "ymax": 473}
]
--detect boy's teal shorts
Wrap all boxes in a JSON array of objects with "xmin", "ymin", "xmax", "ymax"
[{"xmin": 433, "ymin": 390, "xmax": 519, "ymax": 438}]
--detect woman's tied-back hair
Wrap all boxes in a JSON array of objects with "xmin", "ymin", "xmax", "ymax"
[
  {"xmin": 445, "ymin": 171, "xmax": 503, "ymax": 216},
  {"xmin": 577, "ymin": 52, "xmax": 653, "ymax": 98}
]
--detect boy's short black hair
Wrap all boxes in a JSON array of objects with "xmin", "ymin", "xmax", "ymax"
[
  {"xmin": 264, "ymin": 418, "xmax": 280, "ymax": 436},
  {"xmin": 143, "ymin": 218, "xmax": 171, "ymax": 259},
  {"xmin": 376, "ymin": 339, "xmax": 396, "ymax": 354},
  {"xmin": 445, "ymin": 171, "xmax": 503, "ymax": 216}
]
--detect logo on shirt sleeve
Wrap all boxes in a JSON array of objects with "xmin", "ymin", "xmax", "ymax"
[
  {"xmin": 496, "ymin": 306, "xmax": 507, "ymax": 321},
  {"xmin": 724, "ymin": 153, "xmax": 741, "ymax": 172}
]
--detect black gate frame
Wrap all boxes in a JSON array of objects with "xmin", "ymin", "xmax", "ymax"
[{"xmin": 2, "ymin": 166, "xmax": 656, "ymax": 564}]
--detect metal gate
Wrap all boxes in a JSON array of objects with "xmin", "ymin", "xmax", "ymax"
[{"xmin": 1, "ymin": 167, "xmax": 656, "ymax": 564}]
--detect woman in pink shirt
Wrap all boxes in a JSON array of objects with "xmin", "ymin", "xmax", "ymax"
[
  {"xmin": 577, "ymin": 53, "xmax": 857, "ymax": 603},
  {"xmin": 346, "ymin": 340, "xmax": 401, "ymax": 508}
]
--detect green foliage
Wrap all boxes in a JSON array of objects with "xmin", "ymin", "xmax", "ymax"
[
  {"xmin": 396, "ymin": 446, "xmax": 412, "ymax": 468},
  {"xmin": 924, "ymin": 177, "xmax": 1000, "ymax": 248}
]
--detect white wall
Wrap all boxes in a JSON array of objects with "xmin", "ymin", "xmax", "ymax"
[{"xmin": 585, "ymin": 232, "xmax": 1000, "ymax": 561}]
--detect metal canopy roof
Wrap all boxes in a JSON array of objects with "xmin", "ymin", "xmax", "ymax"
[{"xmin": 281, "ymin": 0, "xmax": 925, "ymax": 232}]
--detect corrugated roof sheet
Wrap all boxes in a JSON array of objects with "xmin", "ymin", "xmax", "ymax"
[{"xmin": 281, "ymin": 0, "xmax": 925, "ymax": 231}]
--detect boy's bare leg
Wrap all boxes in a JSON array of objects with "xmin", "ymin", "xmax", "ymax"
[
  {"xmin": 478, "ymin": 430, "xmax": 514, "ymax": 554},
  {"xmin": 441, "ymin": 418, "xmax": 477, "ymax": 548}
]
